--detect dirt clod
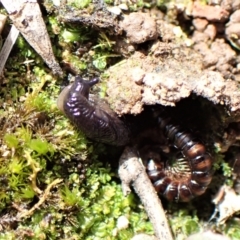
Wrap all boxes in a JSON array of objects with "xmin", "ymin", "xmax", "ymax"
[
  {"xmin": 106, "ymin": 40, "xmax": 240, "ymax": 116},
  {"xmin": 120, "ymin": 12, "xmax": 158, "ymax": 44},
  {"xmin": 192, "ymin": 2, "xmax": 230, "ymax": 22}
]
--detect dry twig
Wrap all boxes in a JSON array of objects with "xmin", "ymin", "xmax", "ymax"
[
  {"xmin": 0, "ymin": 25, "xmax": 19, "ymax": 75},
  {"xmin": 119, "ymin": 147, "xmax": 173, "ymax": 240},
  {"xmin": 17, "ymin": 178, "xmax": 63, "ymax": 219}
]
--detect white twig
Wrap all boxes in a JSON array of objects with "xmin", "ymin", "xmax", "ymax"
[
  {"xmin": 0, "ymin": 25, "xmax": 19, "ymax": 75},
  {"xmin": 119, "ymin": 147, "xmax": 173, "ymax": 240},
  {"xmin": 0, "ymin": 14, "xmax": 7, "ymax": 34}
]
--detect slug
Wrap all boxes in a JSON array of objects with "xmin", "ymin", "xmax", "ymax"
[
  {"xmin": 146, "ymin": 116, "xmax": 213, "ymax": 202},
  {"xmin": 57, "ymin": 76, "xmax": 130, "ymax": 146}
]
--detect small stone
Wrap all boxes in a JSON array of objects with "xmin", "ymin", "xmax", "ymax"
[
  {"xmin": 192, "ymin": 18, "xmax": 208, "ymax": 31},
  {"xmin": 230, "ymin": 9, "xmax": 240, "ymax": 23},
  {"xmin": 131, "ymin": 67, "xmax": 145, "ymax": 84},
  {"xmin": 118, "ymin": 3, "xmax": 128, "ymax": 10},
  {"xmin": 192, "ymin": 2, "xmax": 230, "ymax": 22},
  {"xmin": 225, "ymin": 23, "xmax": 240, "ymax": 49},
  {"xmin": 107, "ymin": 6, "xmax": 122, "ymax": 15},
  {"xmin": 116, "ymin": 215, "xmax": 129, "ymax": 230},
  {"xmin": 120, "ymin": 12, "xmax": 158, "ymax": 44},
  {"xmin": 204, "ymin": 24, "xmax": 217, "ymax": 40}
]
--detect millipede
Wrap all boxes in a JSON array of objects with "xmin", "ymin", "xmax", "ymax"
[
  {"xmin": 58, "ymin": 75, "xmax": 214, "ymax": 202},
  {"xmin": 146, "ymin": 116, "xmax": 213, "ymax": 202}
]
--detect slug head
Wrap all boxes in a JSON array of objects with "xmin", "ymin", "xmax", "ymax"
[{"xmin": 57, "ymin": 76, "xmax": 99, "ymax": 114}]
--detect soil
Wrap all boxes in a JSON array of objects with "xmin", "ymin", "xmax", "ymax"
[{"xmin": 105, "ymin": 9, "xmax": 240, "ymax": 119}]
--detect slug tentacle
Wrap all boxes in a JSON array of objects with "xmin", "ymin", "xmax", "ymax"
[
  {"xmin": 57, "ymin": 76, "xmax": 130, "ymax": 146},
  {"xmin": 145, "ymin": 116, "xmax": 213, "ymax": 202}
]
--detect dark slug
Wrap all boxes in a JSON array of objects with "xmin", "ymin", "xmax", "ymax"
[
  {"xmin": 146, "ymin": 116, "xmax": 213, "ymax": 202},
  {"xmin": 57, "ymin": 76, "xmax": 130, "ymax": 146}
]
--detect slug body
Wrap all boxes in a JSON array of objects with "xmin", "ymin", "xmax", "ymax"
[
  {"xmin": 146, "ymin": 117, "xmax": 213, "ymax": 202},
  {"xmin": 57, "ymin": 76, "xmax": 130, "ymax": 146}
]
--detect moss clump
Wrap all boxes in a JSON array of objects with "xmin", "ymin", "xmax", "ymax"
[
  {"xmin": 0, "ymin": 67, "xmax": 152, "ymax": 238},
  {"xmin": 169, "ymin": 210, "xmax": 200, "ymax": 240},
  {"xmin": 0, "ymin": 10, "xmax": 151, "ymax": 237}
]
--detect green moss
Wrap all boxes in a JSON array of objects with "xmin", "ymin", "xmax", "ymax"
[
  {"xmin": 61, "ymin": 28, "xmax": 84, "ymax": 43},
  {"xmin": 61, "ymin": 185, "xmax": 83, "ymax": 206},
  {"xmin": 28, "ymin": 138, "xmax": 55, "ymax": 156},
  {"xmin": 62, "ymin": 52, "xmax": 87, "ymax": 70},
  {"xmin": 19, "ymin": 185, "xmax": 36, "ymax": 199},
  {"xmin": 67, "ymin": 0, "xmax": 91, "ymax": 9},
  {"xmin": 59, "ymin": 26, "xmax": 92, "ymax": 45},
  {"xmin": 75, "ymin": 164, "xmax": 152, "ymax": 239},
  {"xmin": 0, "ymin": 40, "xmax": 150, "ymax": 237},
  {"xmin": 4, "ymin": 133, "xmax": 19, "ymax": 148},
  {"xmin": 0, "ymin": 232, "xmax": 15, "ymax": 240},
  {"xmin": 223, "ymin": 219, "xmax": 240, "ymax": 239},
  {"xmin": 170, "ymin": 210, "xmax": 200, "ymax": 239},
  {"xmin": 212, "ymin": 152, "xmax": 234, "ymax": 186},
  {"xmin": 48, "ymin": 16, "xmax": 62, "ymax": 35}
]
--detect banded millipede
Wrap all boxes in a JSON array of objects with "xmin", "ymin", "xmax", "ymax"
[{"xmin": 146, "ymin": 116, "xmax": 213, "ymax": 202}]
